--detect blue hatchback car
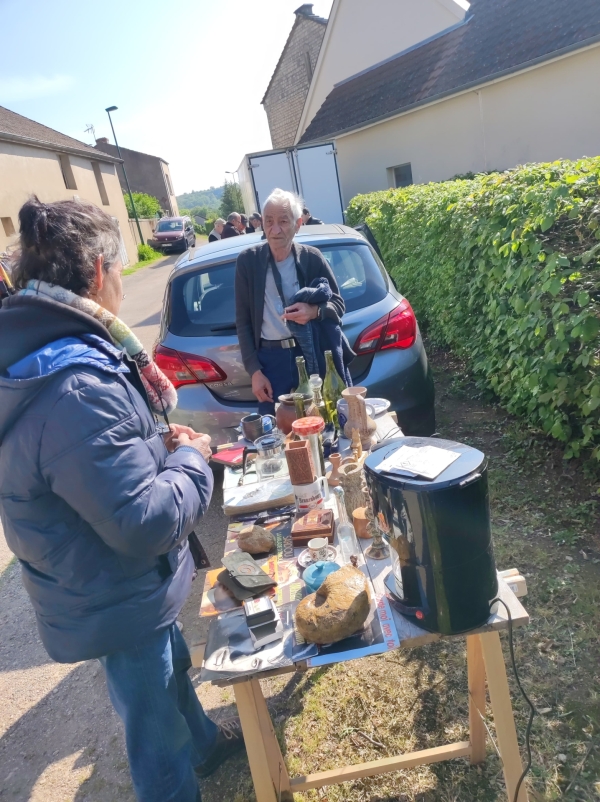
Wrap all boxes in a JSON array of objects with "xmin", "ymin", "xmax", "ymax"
[{"xmin": 156, "ymin": 225, "xmax": 435, "ymax": 446}]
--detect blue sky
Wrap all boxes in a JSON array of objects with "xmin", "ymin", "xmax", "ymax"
[{"xmin": 0, "ymin": 0, "xmax": 333, "ymax": 195}]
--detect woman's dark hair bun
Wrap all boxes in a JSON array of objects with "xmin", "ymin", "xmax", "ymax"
[{"xmin": 18, "ymin": 196, "xmax": 49, "ymax": 252}]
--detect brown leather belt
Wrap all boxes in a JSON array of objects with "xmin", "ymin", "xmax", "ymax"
[{"xmin": 259, "ymin": 337, "xmax": 297, "ymax": 350}]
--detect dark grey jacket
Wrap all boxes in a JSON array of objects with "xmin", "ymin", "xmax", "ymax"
[
  {"xmin": 0, "ymin": 294, "xmax": 213, "ymax": 663},
  {"xmin": 234, "ymin": 241, "xmax": 345, "ymax": 376}
]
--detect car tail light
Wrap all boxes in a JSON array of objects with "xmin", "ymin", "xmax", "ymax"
[
  {"xmin": 154, "ymin": 345, "xmax": 227, "ymax": 388},
  {"xmin": 354, "ymin": 299, "xmax": 417, "ymax": 355}
]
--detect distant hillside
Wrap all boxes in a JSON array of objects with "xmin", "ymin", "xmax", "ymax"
[{"xmin": 176, "ymin": 186, "xmax": 224, "ymax": 212}]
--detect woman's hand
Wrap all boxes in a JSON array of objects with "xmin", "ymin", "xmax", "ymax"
[
  {"xmin": 162, "ymin": 423, "xmax": 196, "ymax": 453},
  {"xmin": 175, "ymin": 432, "xmax": 212, "ymax": 461}
]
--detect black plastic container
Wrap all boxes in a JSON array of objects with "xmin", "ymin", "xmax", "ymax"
[{"xmin": 364, "ymin": 437, "xmax": 497, "ymax": 635}]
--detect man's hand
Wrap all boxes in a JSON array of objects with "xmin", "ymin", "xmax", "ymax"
[
  {"xmin": 252, "ymin": 370, "xmax": 273, "ymax": 403},
  {"xmin": 176, "ymin": 432, "xmax": 212, "ymax": 461},
  {"xmin": 283, "ymin": 302, "xmax": 319, "ymax": 325},
  {"xmin": 163, "ymin": 423, "xmax": 197, "ymax": 453}
]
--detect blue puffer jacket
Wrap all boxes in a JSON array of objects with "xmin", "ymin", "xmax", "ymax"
[{"xmin": 0, "ymin": 294, "xmax": 213, "ymax": 663}]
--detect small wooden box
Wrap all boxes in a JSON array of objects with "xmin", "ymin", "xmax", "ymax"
[{"xmin": 291, "ymin": 509, "xmax": 334, "ymax": 546}]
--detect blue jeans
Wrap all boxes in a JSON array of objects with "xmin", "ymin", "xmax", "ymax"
[
  {"xmin": 99, "ymin": 624, "xmax": 218, "ymax": 802},
  {"xmin": 257, "ymin": 345, "xmax": 301, "ymax": 415}
]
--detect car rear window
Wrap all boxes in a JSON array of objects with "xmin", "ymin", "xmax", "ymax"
[{"xmin": 167, "ymin": 243, "xmax": 389, "ymax": 337}]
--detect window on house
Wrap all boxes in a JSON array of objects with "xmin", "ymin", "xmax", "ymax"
[
  {"xmin": 304, "ymin": 51, "xmax": 313, "ymax": 83},
  {"xmin": 58, "ymin": 154, "xmax": 77, "ymax": 190},
  {"xmin": 391, "ymin": 163, "xmax": 413, "ymax": 188},
  {"xmin": 1, "ymin": 217, "xmax": 16, "ymax": 237},
  {"xmin": 92, "ymin": 161, "xmax": 110, "ymax": 205}
]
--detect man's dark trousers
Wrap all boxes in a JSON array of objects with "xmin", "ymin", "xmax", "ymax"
[{"xmin": 257, "ymin": 345, "xmax": 301, "ymax": 415}]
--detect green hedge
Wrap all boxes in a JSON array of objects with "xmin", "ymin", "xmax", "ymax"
[{"xmin": 347, "ymin": 158, "xmax": 600, "ymax": 460}]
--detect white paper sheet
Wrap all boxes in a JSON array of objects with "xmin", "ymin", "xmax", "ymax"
[{"xmin": 376, "ymin": 445, "xmax": 460, "ymax": 480}]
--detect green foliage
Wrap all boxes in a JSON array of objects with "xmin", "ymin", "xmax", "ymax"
[
  {"xmin": 124, "ymin": 192, "xmax": 161, "ymax": 219},
  {"xmin": 219, "ymin": 182, "xmax": 244, "ymax": 218},
  {"xmin": 137, "ymin": 243, "xmax": 162, "ymax": 262},
  {"xmin": 347, "ymin": 158, "xmax": 600, "ymax": 460},
  {"xmin": 176, "ymin": 186, "xmax": 223, "ymax": 214}
]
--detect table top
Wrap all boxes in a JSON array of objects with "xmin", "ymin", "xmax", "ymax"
[{"xmin": 203, "ymin": 413, "xmax": 528, "ymax": 686}]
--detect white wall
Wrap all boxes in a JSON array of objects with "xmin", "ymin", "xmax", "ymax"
[
  {"xmin": 296, "ymin": 0, "xmax": 468, "ymax": 142},
  {"xmin": 334, "ymin": 45, "xmax": 600, "ymax": 207}
]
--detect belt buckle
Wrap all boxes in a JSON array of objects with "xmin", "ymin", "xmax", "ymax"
[{"xmin": 282, "ymin": 338, "xmax": 295, "ymax": 349}]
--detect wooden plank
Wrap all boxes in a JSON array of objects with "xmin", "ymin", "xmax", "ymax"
[
  {"xmin": 289, "ymin": 741, "xmax": 471, "ymax": 791},
  {"xmin": 467, "ymin": 634, "xmax": 487, "ymax": 764},
  {"xmin": 233, "ymin": 681, "xmax": 278, "ymax": 802},
  {"xmin": 480, "ymin": 631, "xmax": 529, "ymax": 802},
  {"xmin": 250, "ymin": 679, "xmax": 293, "ymax": 802}
]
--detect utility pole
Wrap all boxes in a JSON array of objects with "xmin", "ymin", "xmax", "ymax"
[{"xmin": 105, "ymin": 106, "xmax": 144, "ymax": 246}]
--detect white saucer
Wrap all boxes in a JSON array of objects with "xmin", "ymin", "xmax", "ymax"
[{"xmin": 298, "ymin": 546, "xmax": 338, "ymax": 568}]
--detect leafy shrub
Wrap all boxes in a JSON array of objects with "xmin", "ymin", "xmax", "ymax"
[
  {"xmin": 347, "ymin": 158, "xmax": 600, "ymax": 460},
  {"xmin": 137, "ymin": 243, "xmax": 162, "ymax": 262},
  {"xmin": 124, "ymin": 192, "xmax": 161, "ymax": 219}
]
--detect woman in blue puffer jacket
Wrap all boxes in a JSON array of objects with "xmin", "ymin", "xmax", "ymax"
[{"xmin": 0, "ymin": 197, "xmax": 243, "ymax": 802}]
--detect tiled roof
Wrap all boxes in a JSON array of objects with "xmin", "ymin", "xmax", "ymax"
[
  {"xmin": 0, "ymin": 106, "xmax": 120, "ymax": 162},
  {"xmin": 300, "ymin": 0, "xmax": 600, "ymax": 143}
]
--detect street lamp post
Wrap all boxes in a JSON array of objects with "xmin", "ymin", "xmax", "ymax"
[{"xmin": 105, "ymin": 106, "xmax": 144, "ymax": 246}]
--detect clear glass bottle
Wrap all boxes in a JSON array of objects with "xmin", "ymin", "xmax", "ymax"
[
  {"xmin": 322, "ymin": 351, "xmax": 346, "ymax": 429},
  {"xmin": 333, "ymin": 486, "xmax": 360, "ymax": 565},
  {"xmin": 309, "ymin": 374, "xmax": 327, "ymax": 421},
  {"xmin": 295, "ymin": 356, "xmax": 312, "ymax": 396}
]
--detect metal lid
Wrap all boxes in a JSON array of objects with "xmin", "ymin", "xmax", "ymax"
[
  {"xmin": 365, "ymin": 436, "xmax": 486, "ymax": 490},
  {"xmin": 292, "ymin": 416, "xmax": 325, "ymax": 436}
]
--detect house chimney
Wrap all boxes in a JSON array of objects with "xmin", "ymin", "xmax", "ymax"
[
  {"xmin": 294, "ymin": 4, "xmax": 314, "ymax": 16},
  {"xmin": 95, "ymin": 137, "xmax": 109, "ymax": 145}
]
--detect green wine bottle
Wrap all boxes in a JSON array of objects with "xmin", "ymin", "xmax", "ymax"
[
  {"xmin": 295, "ymin": 356, "xmax": 312, "ymax": 396},
  {"xmin": 322, "ymin": 350, "xmax": 346, "ymax": 428}
]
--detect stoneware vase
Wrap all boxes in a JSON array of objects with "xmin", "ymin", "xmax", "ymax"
[
  {"xmin": 342, "ymin": 387, "xmax": 377, "ymax": 449},
  {"xmin": 276, "ymin": 394, "xmax": 316, "ymax": 435}
]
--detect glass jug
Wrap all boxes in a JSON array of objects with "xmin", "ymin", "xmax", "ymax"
[{"xmin": 243, "ymin": 433, "xmax": 289, "ymax": 482}]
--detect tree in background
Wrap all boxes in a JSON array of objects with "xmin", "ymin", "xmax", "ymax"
[
  {"xmin": 219, "ymin": 182, "xmax": 244, "ymax": 218},
  {"xmin": 124, "ymin": 192, "xmax": 161, "ymax": 219}
]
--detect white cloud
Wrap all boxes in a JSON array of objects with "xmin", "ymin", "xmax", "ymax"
[{"xmin": 0, "ymin": 74, "xmax": 75, "ymax": 103}]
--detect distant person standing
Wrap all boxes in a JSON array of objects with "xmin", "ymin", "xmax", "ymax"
[
  {"xmin": 208, "ymin": 218, "xmax": 225, "ymax": 242},
  {"xmin": 240, "ymin": 214, "xmax": 253, "ymax": 235},
  {"xmin": 221, "ymin": 213, "xmax": 241, "ymax": 239},
  {"xmin": 302, "ymin": 207, "xmax": 323, "ymax": 225},
  {"xmin": 249, "ymin": 213, "xmax": 263, "ymax": 233}
]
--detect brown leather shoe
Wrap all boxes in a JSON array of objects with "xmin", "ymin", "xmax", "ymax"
[{"xmin": 195, "ymin": 718, "xmax": 245, "ymax": 778}]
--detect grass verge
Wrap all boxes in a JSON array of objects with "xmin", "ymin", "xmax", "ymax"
[{"xmin": 201, "ymin": 346, "xmax": 600, "ymax": 802}]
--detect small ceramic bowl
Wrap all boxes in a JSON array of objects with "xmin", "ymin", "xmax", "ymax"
[{"xmin": 303, "ymin": 560, "xmax": 341, "ymax": 593}]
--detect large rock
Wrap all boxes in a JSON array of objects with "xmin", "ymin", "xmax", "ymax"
[
  {"xmin": 238, "ymin": 525, "xmax": 275, "ymax": 555},
  {"xmin": 295, "ymin": 564, "xmax": 371, "ymax": 644}
]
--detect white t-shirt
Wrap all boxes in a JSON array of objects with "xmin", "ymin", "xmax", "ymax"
[{"xmin": 260, "ymin": 253, "xmax": 300, "ymax": 340}]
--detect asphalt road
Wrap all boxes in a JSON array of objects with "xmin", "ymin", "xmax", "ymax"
[{"xmin": 120, "ymin": 254, "xmax": 177, "ymax": 353}]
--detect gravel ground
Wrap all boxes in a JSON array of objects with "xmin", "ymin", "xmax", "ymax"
[{"xmin": 0, "ymin": 256, "xmax": 235, "ymax": 800}]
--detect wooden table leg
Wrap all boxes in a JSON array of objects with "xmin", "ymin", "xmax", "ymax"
[
  {"xmin": 249, "ymin": 679, "xmax": 293, "ymax": 801},
  {"xmin": 233, "ymin": 681, "xmax": 278, "ymax": 802},
  {"xmin": 480, "ymin": 631, "xmax": 529, "ymax": 802},
  {"xmin": 467, "ymin": 634, "xmax": 487, "ymax": 764}
]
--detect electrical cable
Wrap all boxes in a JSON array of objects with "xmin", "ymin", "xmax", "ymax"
[{"xmin": 490, "ymin": 596, "xmax": 536, "ymax": 802}]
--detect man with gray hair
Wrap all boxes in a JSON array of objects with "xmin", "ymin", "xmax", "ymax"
[
  {"xmin": 221, "ymin": 212, "xmax": 241, "ymax": 239},
  {"xmin": 235, "ymin": 188, "xmax": 344, "ymax": 413}
]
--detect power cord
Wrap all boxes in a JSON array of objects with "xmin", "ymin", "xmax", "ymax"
[{"xmin": 490, "ymin": 597, "xmax": 536, "ymax": 802}]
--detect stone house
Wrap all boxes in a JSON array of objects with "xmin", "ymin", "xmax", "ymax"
[
  {"xmin": 0, "ymin": 106, "xmax": 137, "ymax": 263},
  {"xmin": 262, "ymin": 4, "xmax": 327, "ymax": 149},
  {"xmin": 93, "ymin": 139, "xmax": 178, "ymax": 217},
  {"xmin": 294, "ymin": 0, "xmax": 600, "ymax": 207}
]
